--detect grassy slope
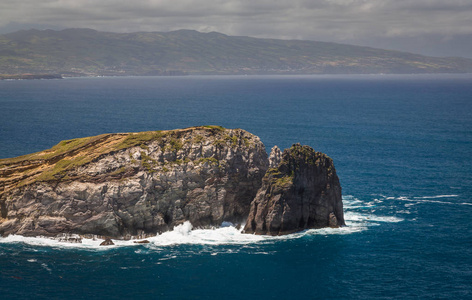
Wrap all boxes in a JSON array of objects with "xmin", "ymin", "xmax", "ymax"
[
  {"xmin": 0, "ymin": 126, "xmax": 228, "ymax": 193},
  {"xmin": 1, "ymin": 28, "xmax": 471, "ymax": 75}
]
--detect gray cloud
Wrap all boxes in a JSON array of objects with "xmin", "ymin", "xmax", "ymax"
[{"xmin": 1, "ymin": 0, "xmax": 471, "ymax": 57}]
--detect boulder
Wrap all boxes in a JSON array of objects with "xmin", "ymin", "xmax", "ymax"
[
  {"xmin": 134, "ymin": 240, "xmax": 150, "ymax": 244},
  {"xmin": 56, "ymin": 233, "xmax": 82, "ymax": 243},
  {"xmin": 100, "ymin": 238, "xmax": 114, "ymax": 246}
]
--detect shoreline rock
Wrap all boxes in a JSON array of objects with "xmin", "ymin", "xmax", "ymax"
[
  {"xmin": 55, "ymin": 233, "xmax": 82, "ymax": 243},
  {"xmin": 100, "ymin": 238, "xmax": 114, "ymax": 246},
  {"xmin": 243, "ymin": 144, "xmax": 344, "ymax": 235},
  {"xmin": 134, "ymin": 240, "xmax": 150, "ymax": 244}
]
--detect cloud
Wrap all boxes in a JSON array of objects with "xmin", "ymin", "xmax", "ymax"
[{"xmin": 1, "ymin": 0, "xmax": 471, "ymax": 57}]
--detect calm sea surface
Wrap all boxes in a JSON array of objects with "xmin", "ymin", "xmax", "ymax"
[{"xmin": 1, "ymin": 75, "xmax": 471, "ymax": 299}]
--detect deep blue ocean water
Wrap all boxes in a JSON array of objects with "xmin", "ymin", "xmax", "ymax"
[{"xmin": 0, "ymin": 75, "xmax": 471, "ymax": 299}]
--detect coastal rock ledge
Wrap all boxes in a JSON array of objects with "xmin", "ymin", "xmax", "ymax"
[{"xmin": 0, "ymin": 126, "xmax": 344, "ymax": 238}]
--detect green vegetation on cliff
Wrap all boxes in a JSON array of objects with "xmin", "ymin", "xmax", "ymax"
[{"xmin": 0, "ymin": 126, "xmax": 249, "ymax": 192}]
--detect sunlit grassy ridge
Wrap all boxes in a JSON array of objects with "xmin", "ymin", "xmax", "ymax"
[{"xmin": 0, "ymin": 126, "xmax": 239, "ymax": 191}]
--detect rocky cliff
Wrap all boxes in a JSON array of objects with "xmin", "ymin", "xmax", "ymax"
[
  {"xmin": 244, "ymin": 144, "xmax": 344, "ymax": 235},
  {"xmin": 0, "ymin": 127, "xmax": 343, "ymax": 238}
]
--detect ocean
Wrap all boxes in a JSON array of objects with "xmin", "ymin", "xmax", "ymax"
[{"xmin": 0, "ymin": 75, "xmax": 471, "ymax": 299}]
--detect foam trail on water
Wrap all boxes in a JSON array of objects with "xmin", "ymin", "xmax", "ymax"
[
  {"xmin": 395, "ymin": 195, "xmax": 470, "ymax": 206},
  {"xmin": 413, "ymin": 195, "xmax": 458, "ymax": 199},
  {"xmin": 372, "ymin": 194, "xmax": 471, "ymax": 207},
  {"xmin": 342, "ymin": 195, "xmax": 404, "ymax": 228}
]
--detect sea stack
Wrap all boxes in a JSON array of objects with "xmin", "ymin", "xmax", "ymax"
[
  {"xmin": 243, "ymin": 144, "xmax": 344, "ymax": 235},
  {"xmin": 0, "ymin": 127, "xmax": 344, "ymax": 238}
]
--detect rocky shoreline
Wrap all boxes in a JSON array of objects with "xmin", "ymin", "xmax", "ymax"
[
  {"xmin": 0, "ymin": 74, "xmax": 62, "ymax": 80},
  {"xmin": 0, "ymin": 126, "xmax": 344, "ymax": 240}
]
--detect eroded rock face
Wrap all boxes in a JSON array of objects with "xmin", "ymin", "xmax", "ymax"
[
  {"xmin": 0, "ymin": 127, "xmax": 268, "ymax": 238},
  {"xmin": 0, "ymin": 128, "xmax": 344, "ymax": 239},
  {"xmin": 244, "ymin": 144, "xmax": 344, "ymax": 235},
  {"xmin": 268, "ymin": 146, "xmax": 282, "ymax": 168}
]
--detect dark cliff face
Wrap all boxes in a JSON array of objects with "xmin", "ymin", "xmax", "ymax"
[
  {"xmin": 244, "ymin": 144, "xmax": 344, "ymax": 235},
  {"xmin": 0, "ymin": 129, "xmax": 344, "ymax": 239},
  {"xmin": 0, "ymin": 127, "xmax": 268, "ymax": 238}
]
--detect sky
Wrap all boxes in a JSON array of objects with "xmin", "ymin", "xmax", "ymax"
[{"xmin": 1, "ymin": 0, "xmax": 471, "ymax": 58}]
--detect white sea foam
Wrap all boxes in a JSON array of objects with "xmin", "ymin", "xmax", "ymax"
[
  {"xmin": 344, "ymin": 212, "xmax": 403, "ymax": 224},
  {"xmin": 342, "ymin": 195, "xmax": 405, "ymax": 227},
  {"xmin": 41, "ymin": 263, "xmax": 52, "ymax": 273},
  {"xmin": 413, "ymin": 195, "xmax": 459, "ymax": 199},
  {"xmin": 305, "ymin": 225, "xmax": 366, "ymax": 235},
  {"xmin": 0, "ymin": 219, "xmax": 374, "ymax": 250},
  {"xmin": 374, "ymin": 194, "xmax": 471, "ymax": 207},
  {"xmin": 146, "ymin": 222, "xmax": 265, "ymax": 246},
  {"xmin": 393, "ymin": 195, "xmax": 471, "ymax": 206},
  {"xmin": 0, "ymin": 195, "xmax": 408, "ymax": 249},
  {"xmin": 0, "ymin": 223, "xmax": 266, "ymax": 250},
  {"xmin": 0, "ymin": 234, "xmax": 112, "ymax": 249}
]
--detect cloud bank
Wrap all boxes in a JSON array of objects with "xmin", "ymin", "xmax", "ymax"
[{"xmin": 1, "ymin": 0, "xmax": 471, "ymax": 57}]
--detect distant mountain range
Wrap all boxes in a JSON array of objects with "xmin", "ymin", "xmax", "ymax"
[{"xmin": 1, "ymin": 28, "xmax": 471, "ymax": 77}]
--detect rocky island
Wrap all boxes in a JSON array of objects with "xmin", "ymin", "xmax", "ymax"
[{"xmin": 0, "ymin": 126, "xmax": 344, "ymax": 239}]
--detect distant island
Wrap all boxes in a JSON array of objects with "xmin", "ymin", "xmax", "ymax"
[{"xmin": 0, "ymin": 28, "xmax": 471, "ymax": 78}]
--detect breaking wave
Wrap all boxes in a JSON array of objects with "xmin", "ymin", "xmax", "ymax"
[{"xmin": 0, "ymin": 194, "xmax": 406, "ymax": 250}]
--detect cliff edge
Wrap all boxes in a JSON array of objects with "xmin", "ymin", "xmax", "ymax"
[{"xmin": 0, "ymin": 127, "xmax": 343, "ymax": 238}]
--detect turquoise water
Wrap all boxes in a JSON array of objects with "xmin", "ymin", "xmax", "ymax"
[{"xmin": 1, "ymin": 75, "xmax": 471, "ymax": 299}]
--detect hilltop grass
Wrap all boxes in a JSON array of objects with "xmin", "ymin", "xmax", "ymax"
[
  {"xmin": 0, "ymin": 135, "xmax": 107, "ymax": 166},
  {"xmin": 0, "ymin": 126, "xmax": 235, "ymax": 185},
  {"xmin": 116, "ymin": 131, "xmax": 166, "ymax": 150},
  {"xmin": 42, "ymin": 135, "xmax": 106, "ymax": 158},
  {"xmin": 203, "ymin": 125, "xmax": 225, "ymax": 131},
  {"xmin": 35, "ymin": 155, "xmax": 94, "ymax": 182}
]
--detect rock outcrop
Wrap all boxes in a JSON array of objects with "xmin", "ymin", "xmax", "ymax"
[
  {"xmin": 268, "ymin": 146, "xmax": 282, "ymax": 168},
  {"xmin": 0, "ymin": 127, "xmax": 344, "ymax": 238},
  {"xmin": 0, "ymin": 126, "xmax": 268, "ymax": 238},
  {"xmin": 100, "ymin": 238, "xmax": 114, "ymax": 246},
  {"xmin": 134, "ymin": 240, "xmax": 150, "ymax": 244},
  {"xmin": 55, "ymin": 233, "xmax": 82, "ymax": 243},
  {"xmin": 243, "ymin": 144, "xmax": 344, "ymax": 235}
]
